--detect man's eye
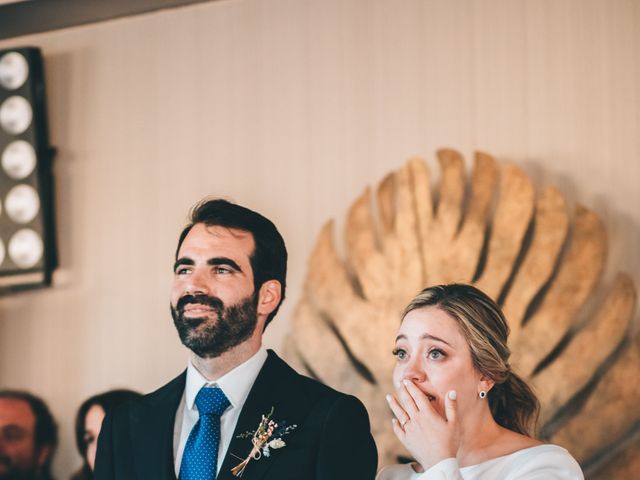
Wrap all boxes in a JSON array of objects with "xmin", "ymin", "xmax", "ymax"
[
  {"xmin": 214, "ymin": 266, "xmax": 232, "ymax": 274},
  {"xmin": 3, "ymin": 426, "xmax": 26, "ymax": 442},
  {"xmin": 392, "ymin": 348, "xmax": 407, "ymax": 360},
  {"xmin": 175, "ymin": 268, "xmax": 189, "ymax": 275},
  {"xmin": 428, "ymin": 349, "xmax": 445, "ymax": 360}
]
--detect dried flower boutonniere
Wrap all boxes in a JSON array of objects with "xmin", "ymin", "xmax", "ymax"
[{"xmin": 230, "ymin": 407, "xmax": 297, "ymax": 477}]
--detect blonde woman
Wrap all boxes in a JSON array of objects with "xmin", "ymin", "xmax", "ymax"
[{"xmin": 378, "ymin": 284, "xmax": 583, "ymax": 480}]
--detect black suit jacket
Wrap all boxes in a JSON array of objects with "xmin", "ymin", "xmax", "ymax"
[{"xmin": 95, "ymin": 350, "xmax": 378, "ymax": 479}]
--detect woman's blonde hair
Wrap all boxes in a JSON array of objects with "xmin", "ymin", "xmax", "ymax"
[{"xmin": 402, "ymin": 283, "xmax": 540, "ymax": 435}]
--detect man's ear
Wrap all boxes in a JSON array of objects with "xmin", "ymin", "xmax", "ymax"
[
  {"xmin": 36, "ymin": 445, "xmax": 51, "ymax": 468},
  {"xmin": 257, "ymin": 280, "xmax": 282, "ymax": 318}
]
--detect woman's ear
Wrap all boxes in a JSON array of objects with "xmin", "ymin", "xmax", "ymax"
[
  {"xmin": 257, "ymin": 280, "xmax": 282, "ymax": 318},
  {"xmin": 478, "ymin": 375, "xmax": 495, "ymax": 396}
]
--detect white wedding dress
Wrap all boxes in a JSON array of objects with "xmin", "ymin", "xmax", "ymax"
[{"xmin": 376, "ymin": 444, "xmax": 584, "ymax": 480}]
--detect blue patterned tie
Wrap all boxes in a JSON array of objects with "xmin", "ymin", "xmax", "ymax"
[{"xmin": 179, "ymin": 386, "xmax": 231, "ymax": 480}]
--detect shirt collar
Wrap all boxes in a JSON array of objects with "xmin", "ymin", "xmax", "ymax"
[{"xmin": 185, "ymin": 347, "xmax": 268, "ymax": 411}]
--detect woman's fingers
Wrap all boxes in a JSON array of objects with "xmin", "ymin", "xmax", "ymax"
[
  {"xmin": 444, "ymin": 390, "xmax": 458, "ymax": 424},
  {"xmin": 388, "ymin": 387, "xmax": 461, "ymax": 470},
  {"xmin": 403, "ymin": 380, "xmax": 444, "ymax": 423},
  {"xmin": 390, "ymin": 383, "xmax": 456, "ymax": 430},
  {"xmin": 397, "ymin": 380, "xmax": 420, "ymax": 415},
  {"xmin": 386, "ymin": 394, "xmax": 410, "ymax": 427},
  {"xmin": 391, "ymin": 418, "xmax": 405, "ymax": 440},
  {"xmin": 404, "ymin": 380, "xmax": 432, "ymax": 412}
]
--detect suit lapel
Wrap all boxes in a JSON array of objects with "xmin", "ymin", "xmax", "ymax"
[
  {"xmin": 217, "ymin": 351, "xmax": 308, "ymax": 480},
  {"xmin": 131, "ymin": 372, "xmax": 186, "ymax": 480}
]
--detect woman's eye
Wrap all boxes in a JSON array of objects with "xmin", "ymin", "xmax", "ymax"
[
  {"xmin": 392, "ymin": 348, "xmax": 407, "ymax": 360},
  {"xmin": 428, "ymin": 349, "xmax": 445, "ymax": 360},
  {"xmin": 83, "ymin": 433, "xmax": 95, "ymax": 445}
]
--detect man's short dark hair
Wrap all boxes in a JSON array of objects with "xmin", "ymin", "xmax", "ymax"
[
  {"xmin": 176, "ymin": 198, "xmax": 288, "ymax": 326},
  {"xmin": 0, "ymin": 390, "xmax": 58, "ymax": 480}
]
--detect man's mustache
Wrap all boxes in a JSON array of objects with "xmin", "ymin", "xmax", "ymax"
[
  {"xmin": 0, "ymin": 453, "xmax": 12, "ymax": 467},
  {"xmin": 176, "ymin": 293, "xmax": 224, "ymax": 313}
]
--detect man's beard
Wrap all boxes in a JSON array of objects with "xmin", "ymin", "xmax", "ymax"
[
  {"xmin": 170, "ymin": 292, "xmax": 258, "ymax": 358},
  {"xmin": 0, "ymin": 455, "xmax": 40, "ymax": 480}
]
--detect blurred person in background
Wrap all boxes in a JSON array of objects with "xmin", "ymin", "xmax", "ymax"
[
  {"xmin": 0, "ymin": 390, "xmax": 57, "ymax": 480},
  {"xmin": 70, "ymin": 390, "xmax": 141, "ymax": 480}
]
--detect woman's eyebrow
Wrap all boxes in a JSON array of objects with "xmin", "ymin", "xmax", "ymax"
[
  {"xmin": 419, "ymin": 333, "xmax": 452, "ymax": 347},
  {"xmin": 394, "ymin": 332, "xmax": 452, "ymax": 347}
]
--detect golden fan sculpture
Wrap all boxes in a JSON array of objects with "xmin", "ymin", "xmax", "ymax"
[{"xmin": 282, "ymin": 150, "xmax": 639, "ymax": 479}]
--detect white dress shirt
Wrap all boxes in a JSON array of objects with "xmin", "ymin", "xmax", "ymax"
[
  {"xmin": 376, "ymin": 444, "xmax": 584, "ymax": 480},
  {"xmin": 173, "ymin": 348, "xmax": 268, "ymax": 477}
]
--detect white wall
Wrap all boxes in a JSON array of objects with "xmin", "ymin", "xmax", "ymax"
[{"xmin": 0, "ymin": 0, "xmax": 638, "ymax": 476}]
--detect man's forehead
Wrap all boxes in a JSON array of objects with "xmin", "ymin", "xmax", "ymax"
[
  {"xmin": 187, "ymin": 223, "xmax": 254, "ymax": 243},
  {"xmin": 204, "ymin": 224, "xmax": 253, "ymax": 239},
  {"xmin": 180, "ymin": 223, "xmax": 255, "ymax": 255},
  {"xmin": 0, "ymin": 398, "xmax": 36, "ymax": 428}
]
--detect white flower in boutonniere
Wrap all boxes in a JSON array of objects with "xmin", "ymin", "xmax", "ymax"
[
  {"xmin": 230, "ymin": 407, "xmax": 298, "ymax": 477},
  {"xmin": 268, "ymin": 438, "xmax": 286, "ymax": 449},
  {"xmin": 262, "ymin": 438, "xmax": 287, "ymax": 458}
]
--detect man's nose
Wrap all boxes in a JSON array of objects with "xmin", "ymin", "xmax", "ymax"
[{"xmin": 185, "ymin": 269, "xmax": 209, "ymax": 296}]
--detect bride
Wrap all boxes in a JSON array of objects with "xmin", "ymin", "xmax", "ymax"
[{"xmin": 378, "ymin": 284, "xmax": 584, "ymax": 480}]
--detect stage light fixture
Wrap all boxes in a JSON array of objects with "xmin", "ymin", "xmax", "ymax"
[{"xmin": 0, "ymin": 46, "xmax": 56, "ymax": 292}]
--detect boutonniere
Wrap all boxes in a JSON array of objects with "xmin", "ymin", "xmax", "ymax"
[{"xmin": 230, "ymin": 407, "xmax": 297, "ymax": 477}]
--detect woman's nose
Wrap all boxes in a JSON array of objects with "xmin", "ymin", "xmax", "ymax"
[{"xmin": 402, "ymin": 358, "xmax": 426, "ymax": 383}]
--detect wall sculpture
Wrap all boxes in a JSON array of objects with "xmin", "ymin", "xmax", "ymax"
[{"xmin": 282, "ymin": 149, "xmax": 639, "ymax": 478}]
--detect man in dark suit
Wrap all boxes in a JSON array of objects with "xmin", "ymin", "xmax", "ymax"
[{"xmin": 95, "ymin": 199, "xmax": 378, "ymax": 480}]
